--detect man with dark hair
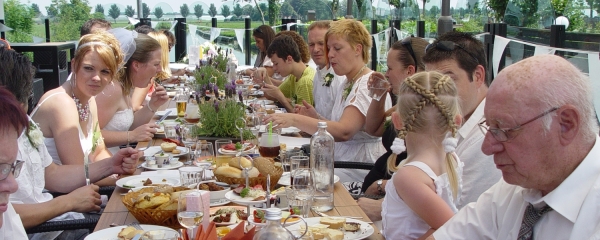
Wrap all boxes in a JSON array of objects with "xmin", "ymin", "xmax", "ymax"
[
  {"xmin": 261, "ymin": 35, "xmax": 315, "ymax": 113},
  {"xmin": 162, "ymin": 29, "xmax": 176, "ymax": 52},
  {"xmin": 0, "ymin": 47, "xmax": 140, "ymax": 239},
  {"xmin": 134, "ymin": 25, "xmax": 155, "ymax": 34},
  {"xmin": 80, "ymin": 19, "xmax": 111, "ymax": 37},
  {"xmin": 423, "ymin": 32, "xmax": 501, "ymax": 209}
]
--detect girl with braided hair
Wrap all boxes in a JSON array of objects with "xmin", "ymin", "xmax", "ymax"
[{"xmin": 381, "ymin": 71, "xmax": 463, "ymax": 239}]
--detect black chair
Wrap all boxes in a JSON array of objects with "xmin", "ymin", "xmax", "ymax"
[
  {"xmin": 25, "ymin": 186, "xmax": 116, "ymax": 234},
  {"xmin": 333, "ymin": 161, "xmax": 375, "ymax": 171}
]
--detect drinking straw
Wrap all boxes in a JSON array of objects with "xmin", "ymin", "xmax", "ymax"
[{"xmin": 268, "ymin": 122, "xmax": 273, "ymax": 145}]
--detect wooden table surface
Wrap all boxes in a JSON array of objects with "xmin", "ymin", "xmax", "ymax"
[{"xmin": 93, "ymin": 97, "xmax": 384, "ymax": 240}]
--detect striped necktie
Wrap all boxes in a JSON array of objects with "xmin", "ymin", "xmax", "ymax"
[{"xmin": 517, "ymin": 203, "xmax": 553, "ymax": 240}]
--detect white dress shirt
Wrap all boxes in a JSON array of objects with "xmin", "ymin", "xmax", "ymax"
[
  {"xmin": 454, "ymin": 98, "xmax": 502, "ymax": 209},
  {"xmin": 0, "ymin": 203, "xmax": 28, "ymax": 240},
  {"xmin": 312, "ymin": 65, "xmax": 343, "ymax": 120},
  {"xmin": 434, "ymin": 136, "xmax": 600, "ymax": 240}
]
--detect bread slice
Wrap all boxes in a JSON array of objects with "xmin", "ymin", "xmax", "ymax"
[
  {"xmin": 322, "ymin": 229, "xmax": 344, "ymax": 240},
  {"xmin": 319, "ymin": 217, "xmax": 346, "ymax": 229},
  {"xmin": 344, "ymin": 222, "xmax": 361, "ymax": 232},
  {"xmin": 135, "ymin": 193, "xmax": 170, "ymax": 209},
  {"xmin": 300, "ymin": 224, "xmax": 329, "ymax": 239}
]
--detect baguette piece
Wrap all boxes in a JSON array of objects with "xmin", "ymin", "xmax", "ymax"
[
  {"xmin": 229, "ymin": 156, "xmax": 253, "ymax": 169},
  {"xmin": 320, "ymin": 217, "xmax": 346, "ymax": 229},
  {"xmin": 322, "ymin": 229, "xmax": 344, "ymax": 240},
  {"xmin": 214, "ymin": 165, "xmax": 243, "ymax": 178},
  {"xmin": 300, "ymin": 224, "xmax": 329, "ymax": 239}
]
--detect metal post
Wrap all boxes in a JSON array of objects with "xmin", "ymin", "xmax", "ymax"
[
  {"xmin": 371, "ymin": 19, "xmax": 377, "ymax": 71},
  {"xmin": 281, "ymin": 18, "xmax": 289, "ymax": 30},
  {"xmin": 290, "ymin": 18, "xmax": 297, "ymax": 31},
  {"xmin": 137, "ymin": 0, "xmax": 143, "ymax": 19},
  {"xmin": 389, "ymin": 20, "xmax": 400, "ymax": 47},
  {"xmin": 212, "ymin": 18, "xmax": 217, "ymax": 28},
  {"xmin": 174, "ymin": 17, "xmax": 186, "ymax": 62},
  {"xmin": 550, "ymin": 25, "xmax": 566, "ymax": 48},
  {"xmin": 416, "ymin": 21, "xmax": 425, "ymax": 38},
  {"xmin": 245, "ymin": 17, "xmax": 251, "ymax": 65},
  {"xmin": 0, "ymin": 20, "xmax": 5, "ymax": 39},
  {"xmin": 346, "ymin": 0, "xmax": 353, "ymax": 19},
  {"xmin": 45, "ymin": 19, "xmax": 50, "ymax": 42},
  {"xmin": 437, "ymin": 0, "xmax": 453, "ymax": 36}
]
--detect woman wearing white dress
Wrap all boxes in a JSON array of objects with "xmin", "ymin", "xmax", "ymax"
[
  {"xmin": 96, "ymin": 30, "xmax": 168, "ymax": 154},
  {"xmin": 31, "ymin": 32, "xmax": 124, "ymax": 186},
  {"xmin": 263, "ymin": 19, "xmax": 391, "ymax": 182},
  {"xmin": 381, "ymin": 71, "xmax": 463, "ymax": 239}
]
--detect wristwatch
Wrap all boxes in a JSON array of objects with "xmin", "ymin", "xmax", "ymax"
[{"xmin": 376, "ymin": 179, "xmax": 384, "ymax": 195}]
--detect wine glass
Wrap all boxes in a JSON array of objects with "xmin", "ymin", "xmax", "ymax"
[
  {"xmin": 195, "ymin": 141, "xmax": 214, "ymax": 165},
  {"xmin": 178, "ymin": 190, "xmax": 204, "ymax": 236},
  {"xmin": 181, "ymin": 124, "xmax": 199, "ymax": 165}
]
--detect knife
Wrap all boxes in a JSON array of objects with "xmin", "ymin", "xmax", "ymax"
[
  {"xmin": 84, "ymin": 153, "xmax": 90, "ymax": 185},
  {"xmin": 266, "ymin": 174, "xmax": 271, "ymax": 208},
  {"xmin": 156, "ymin": 110, "xmax": 172, "ymax": 124}
]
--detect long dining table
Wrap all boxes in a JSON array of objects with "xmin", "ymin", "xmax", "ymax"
[{"xmin": 93, "ymin": 97, "xmax": 384, "ymax": 240}]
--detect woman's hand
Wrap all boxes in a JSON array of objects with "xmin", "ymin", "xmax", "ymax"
[
  {"xmin": 253, "ymin": 67, "xmax": 268, "ymax": 84},
  {"xmin": 148, "ymin": 84, "xmax": 169, "ymax": 110},
  {"xmin": 131, "ymin": 123, "xmax": 158, "ymax": 142},
  {"xmin": 295, "ymin": 100, "xmax": 319, "ymax": 119},
  {"xmin": 262, "ymin": 113, "xmax": 295, "ymax": 129}
]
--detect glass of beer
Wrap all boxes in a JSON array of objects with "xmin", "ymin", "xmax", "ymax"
[
  {"xmin": 259, "ymin": 133, "xmax": 280, "ymax": 158},
  {"xmin": 215, "ymin": 139, "xmax": 233, "ymax": 167},
  {"xmin": 175, "ymin": 89, "xmax": 187, "ymax": 118}
]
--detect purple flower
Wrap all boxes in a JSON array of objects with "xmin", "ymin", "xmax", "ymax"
[
  {"xmin": 238, "ymin": 90, "xmax": 243, "ymax": 102},
  {"xmin": 214, "ymin": 101, "xmax": 219, "ymax": 112}
]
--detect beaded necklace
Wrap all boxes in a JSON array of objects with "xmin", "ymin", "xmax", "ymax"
[
  {"xmin": 342, "ymin": 65, "xmax": 366, "ymax": 101},
  {"xmin": 71, "ymin": 91, "xmax": 90, "ymax": 122}
]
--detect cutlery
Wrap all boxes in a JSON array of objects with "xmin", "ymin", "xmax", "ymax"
[
  {"xmin": 266, "ymin": 174, "xmax": 271, "ymax": 208},
  {"xmin": 156, "ymin": 110, "xmax": 172, "ymax": 124},
  {"xmin": 130, "ymin": 222, "xmax": 143, "ymax": 240},
  {"xmin": 138, "ymin": 138, "xmax": 153, "ymax": 151},
  {"xmin": 83, "ymin": 154, "xmax": 90, "ymax": 186},
  {"xmin": 311, "ymin": 208, "xmax": 363, "ymax": 219}
]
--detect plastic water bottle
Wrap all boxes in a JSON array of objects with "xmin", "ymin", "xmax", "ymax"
[
  {"xmin": 253, "ymin": 208, "xmax": 294, "ymax": 240},
  {"xmin": 310, "ymin": 122, "xmax": 335, "ymax": 212}
]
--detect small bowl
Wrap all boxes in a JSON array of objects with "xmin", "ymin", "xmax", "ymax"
[{"xmin": 169, "ymin": 158, "xmax": 179, "ymax": 166}]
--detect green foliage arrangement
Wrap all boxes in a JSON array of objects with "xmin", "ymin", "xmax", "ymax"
[
  {"xmin": 180, "ymin": 4, "xmax": 190, "ymax": 18},
  {"xmin": 487, "ymin": 0, "xmax": 509, "ymax": 22},
  {"xmin": 195, "ymin": 99, "xmax": 255, "ymax": 139},
  {"xmin": 4, "ymin": 0, "xmax": 34, "ymax": 43},
  {"xmin": 195, "ymin": 65, "xmax": 228, "ymax": 89}
]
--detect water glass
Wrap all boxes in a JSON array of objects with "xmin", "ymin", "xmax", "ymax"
[
  {"xmin": 164, "ymin": 122, "xmax": 179, "ymax": 139},
  {"xmin": 369, "ymin": 74, "xmax": 391, "ymax": 101},
  {"xmin": 215, "ymin": 139, "xmax": 233, "ymax": 167},
  {"xmin": 290, "ymin": 155, "xmax": 311, "ymax": 185},
  {"xmin": 177, "ymin": 190, "xmax": 204, "ymax": 231},
  {"xmin": 181, "ymin": 124, "xmax": 199, "ymax": 165},
  {"xmin": 188, "ymin": 45, "xmax": 199, "ymax": 68},
  {"xmin": 179, "ymin": 167, "xmax": 205, "ymax": 186},
  {"xmin": 286, "ymin": 184, "xmax": 314, "ymax": 218},
  {"xmin": 195, "ymin": 141, "xmax": 214, "ymax": 164}
]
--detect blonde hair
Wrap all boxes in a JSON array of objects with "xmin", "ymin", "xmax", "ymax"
[
  {"xmin": 325, "ymin": 19, "xmax": 371, "ymax": 64},
  {"xmin": 73, "ymin": 32, "xmax": 124, "ymax": 80},
  {"xmin": 386, "ymin": 71, "xmax": 461, "ymax": 198},
  {"xmin": 118, "ymin": 34, "xmax": 161, "ymax": 95},
  {"xmin": 148, "ymin": 31, "xmax": 172, "ymax": 80}
]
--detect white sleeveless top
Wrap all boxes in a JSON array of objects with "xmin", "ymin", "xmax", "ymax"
[
  {"xmin": 381, "ymin": 160, "xmax": 463, "ymax": 239},
  {"xmin": 103, "ymin": 108, "xmax": 134, "ymax": 154},
  {"xmin": 30, "ymin": 92, "xmax": 94, "ymax": 165}
]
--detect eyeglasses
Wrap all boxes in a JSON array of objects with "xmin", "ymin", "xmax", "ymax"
[
  {"xmin": 401, "ymin": 36, "xmax": 418, "ymax": 69},
  {"xmin": 478, "ymin": 107, "xmax": 559, "ymax": 142},
  {"xmin": 425, "ymin": 41, "xmax": 480, "ymax": 65},
  {"xmin": 0, "ymin": 160, "xmax": 24, "ymax": 181},
  {"xmin": 253, "ymin": 27, "xmax": 263, "ymax": 34}
]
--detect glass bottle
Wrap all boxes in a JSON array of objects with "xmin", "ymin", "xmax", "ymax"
[
  {"xmin": 310, "ymin": 122, "xmax": 335, "ymax": 212},
  {"xmin": 253, "ymin": 208, "xmax": 294, "ymax": 240}
]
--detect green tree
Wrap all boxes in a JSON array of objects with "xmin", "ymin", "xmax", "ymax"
[
  {"xmin": 180, "ymin": 4, "xmax": 190, "ymax": 18},
  {"xmin": 95, "ymin": 4, "xmax": 104, "ymax": 14},
  {"xmin": 233, "ymin": 4, "xmax": 243, "ymax": 17},
  {"xmin": 31, "ymin": 3, "xmax": 41, "ymax": 17},
  {"xmin": 143, "ymin": 3, "xmax": 150, "ymax": 18},
  {"xmin": 242, "ymin": 4, "xmax": 254, "ymax": 17},
  {"xmin": 280, "ymin": 2, "xmax": 297, "ymax": 18},
  {"xmin": 50, "ymin": 0, "xmax": 92, "ymax": 41},
  {"xmin": 209, "ymin": 4, "xmax": 218, "ymax": 17},
  {"xmin": 487, "ymin": 0, "xmax": 509, "ymax": 22},
  {"xmin": 515, "ymin": 0, "xmax": 538, "ymax": 26},
  {"xmin": 253, "ymin": 0, "xmax": 266, "ymax": 24},
  {"xmin": 429, "ymin": 5, "xmax": 440, "ymax": 17},
  {"xmin": 194, "ymin": 4, "xmax": 204, "ymax": 20},
  {"xmin": 125, "ymin": 5, "xmax": 135, "ymax": 17},
  {"xmin": 108, "ymin": 4, "xmax": 120, "ymax": 23},
  {"xmin": 46, "ymin": 4, "xmax": 58, "ymax": 18},
  {"xmin": 91, "ymin": 12, "xmax": 105, "ymax": 19},
  {"xmin": 5, "ymin": 0, "xmax": 34, "ymax": 43},
  {"xmin": 221, "ymin": 5, "xmax": 231, "ymax": 18},
  {"xmin": 421, "ymin": 0, "xmax": 431, "ymax": 19},
  {"xmin": 551, "ymin": 0, "xmax": 568, "ymax": 16},
  {"xmin": 268, "ymin": 0, "xmax": 278, "ymax": 25},
  {"xmin": 154, "ymin": 7, "xmax": 164, "ymax": 19}
]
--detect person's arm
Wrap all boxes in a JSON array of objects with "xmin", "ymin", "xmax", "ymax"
[
  {"xmin": 131, "ymin": 85, "xmax": 169, "ymax": 128},
  {"xmin": 394, "ymin": 166, "xmax": 455, "ymax": 239},
  {"xmin": 365, "ymin": 72, "xmax": 393, "ymax": 137},
  {"xmin": 131, "ymin": 83, "xmax": 152, "ymax": 112},
  {"xmin": 264, "ymin": 105, "xmax": 365, "ymax": 141},
  {"xmin": 357, "ymin": 198, "xmax": 384, "ymax": 221},
  {"xmin": 13, "ymin": 185, "xmax": 101, "ymax": 228},
  {"xmin": 262, "ymin": 84, "xmax": 294, "ymax": 113}
]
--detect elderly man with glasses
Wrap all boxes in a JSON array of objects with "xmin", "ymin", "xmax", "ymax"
[
  {"xmin": 423, "ymin": 32, "xmax": 501, "ymax": 209},
  {"xmin": 428, "ymin": 54, "xmax": 600, "ymax": 240}
]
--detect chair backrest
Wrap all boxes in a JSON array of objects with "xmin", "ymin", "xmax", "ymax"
[{"xmin": 333, "ymin": 161, "xmax": 375, "ymax": 171}]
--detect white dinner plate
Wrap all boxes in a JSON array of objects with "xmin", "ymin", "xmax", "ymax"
[
  {"xmin": 280, "ymin": 127, "xmax": 301, "ymax": 134},
  {"xmin": 155, "ymin": 108, "xmax": 177, "ymax": 117},
  {"xmin": 140, "ymin": 161, "xmax": 184, "ymax": 170},
  {"xmin": 278, "ymin": 172, "xmax": 340, "ymax": 186},
  {"xmin": 218, "ymin": 145, "xmax": 256, "ymax": 155},
  {"xmin": 247, "ymin": 208, "xmax": 301, "ymax": 227},
  {"xmin": 169, "ymin": 63, "xmax": 189, "ymax": 70},
  {"xmin": 285, "ymin": 217, "xmax": 375, "ymax": 240},
  {"xmin": 209, "ymin": 206, "xmax": 247, "ymax": 226},
  {"xmin": 85, "ymin": 224, "xmax": 176, "ymax": 240},
  {"xmin": 210, "ymin": 198, "xmax": 232, "ymax": 207},
  {"xmin": 224, "ymin": 190, "xmax": 267, "ymax": 205},
  {"xmin": 116, "ymin": 175, "xmax": 181, "ymax": 189},
  {"xmin": 143, "ymin": 146, "xmax": 188, "ymax": 157},
  {"xmin": 244, "ymin": 99, "xmax": 274, "ymax": 106}
]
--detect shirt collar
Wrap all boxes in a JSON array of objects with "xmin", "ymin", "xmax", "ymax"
[
  {"xmin": 522, "ymin": 136, "xmax": 600, "ymax": 222},
  {"xmin": 457, "ymin": 98, "xmax": 486, "ymax": 141}
]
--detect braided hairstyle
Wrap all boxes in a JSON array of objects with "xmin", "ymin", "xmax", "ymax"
[{"xmin": 386, "ymin": 71, "xmax": 461, "ymax": 198}]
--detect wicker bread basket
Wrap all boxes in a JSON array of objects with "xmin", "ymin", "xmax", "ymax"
[
  {"xmin": 122, "ymin": 191, "xmax": 182, "ymax": 229},
  {"xmin": 215, "ymin": 166, "xmax": 283, "ymax": 191}
]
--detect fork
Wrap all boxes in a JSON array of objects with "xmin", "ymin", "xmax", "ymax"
[
  {"xmin": 138, "ymin": 138, "xmax": 153, "ymax": 151},
  {"xmin": 311, "ymin": 208, "xmax": 363, "ymax": 219},
  {"xmin": 129, "ymin": 222, "xmax": 143, "ymax": 230}
]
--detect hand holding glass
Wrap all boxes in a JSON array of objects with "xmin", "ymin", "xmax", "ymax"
[{"xmin": 368, "ymin": 74, "xmax": 391, "ymax": 101}]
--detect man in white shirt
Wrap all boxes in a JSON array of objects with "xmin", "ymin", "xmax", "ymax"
[
  {"xmin": 430, "ymin": 54, "xmax": 600, "ymax": 240},
  {"xmin": 422, "ymin": 32, "xmax": 501, "ymax": 209},
  {"xmin": 295, "ymin": 20, "xmax": 344, "ymax": 120}
]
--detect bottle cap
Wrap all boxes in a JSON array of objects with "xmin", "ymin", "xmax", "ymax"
[
  {"xmin": 265, "ymin": 208, "xmax": 283, "ymax": 221},
  {"xmin": 318, "ymin": 122, "xmax": 327, "ymax": 128}
]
